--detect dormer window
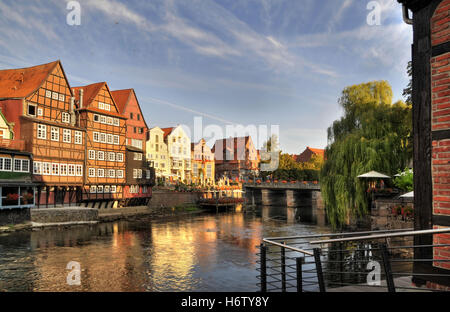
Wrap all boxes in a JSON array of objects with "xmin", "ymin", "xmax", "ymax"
[{"xmin": 27, "ymin": 104, "xmax": 36, "ymax": 117}]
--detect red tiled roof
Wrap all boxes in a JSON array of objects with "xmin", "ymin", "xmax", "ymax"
[
  {"xmin": 0, "ymin": 60, "xmax": 59, "ymax": 99},
  {"xmin": 110, "ymin": 89, "xmax": 132, "ymax": 114},
  {"xmin": 307, "ymin": 147, "xmax": 325, "ymax": 158},
  {"xmin": 161, "ymin": 127, "xmax": 175, "ymax": 138},
  {"xmin": 72, "ymin": 82, "xmax": 105, "ymax": 108}
]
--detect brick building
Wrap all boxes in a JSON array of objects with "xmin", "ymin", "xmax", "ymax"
[
  {"xmin": 295, "ymin": 147, "xmax": 325, "ymax": 163},
  {"xmin": 398, "ymin": 0, "xmax": 450, "ymax": 285},
  {"xmin": 112, "ymin": 89, "xmax": 155, "ymax": 206},
  {"xmin": 213, "ymin": 136, "xmax": 259, "ymax": 181}
]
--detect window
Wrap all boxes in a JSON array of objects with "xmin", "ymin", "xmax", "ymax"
[
  {"xmin": 138, "ymin": 169, "xmax": 142, "ymax": 179},
  {"xmin": 63, "ymin": 129, "xmax": 71, "ymax": 143},
  {"xmin": 133, "ymin": 169, "xmax": 137, "ymax": 179},
  {"xmin": 93, "ymin": 132, "xmax": 100, "ymax": 142},
  {"xmin": 37, "ymin": 108, "xmax": 43, "ymax": 116},
  {"xmin": 59, "ymin": 94, "xmax": 65, "ymax": 102},
  {"xmin": 104, "ymin": 104, "xmax": 110, "ymax": 111},
  {"xmin": 52, "ymin": 92, "xmax": 59, "ymax": 100},
  {"xmin": 100, "ymin": 116, "xmax": 106, "ymax": 124},
  {"xmin": 111, "ymin": 185, "xmax": 116, "ymax": 193},
  {"xmin": 51, "ymin": 127, "xmax": 59, "ymax": 141},
  {"xmin": 43, "ymin": 163, "xmax": 51, "ymax": 175},
  {"xmin": 93, "ymin": 114, "xmax": 100, "ymax": 122},
  {"xmin": 137, "ymin": 114, "xmax": 140, "ymax": 121},
  {"xmin": 98, "ymin": 102, "xmax": 105, "ymax": 110},
  {"xmin": 14, "ymin": 159, "xmax": 21, "ymax": 172},
  {"xmin": 134, "ymin": 127, "xmax": 137, "ymax": 134},
  {"xmin": 97, "ymin": 169, "xmax": 104, "ymax": 177},
  {"xmin": 33, "ymin": 162, "xmax": 42, "ymax": 175},
  {"xmin": 89, "ymin": 150, "xmax": 95, "ymax": 160},
  {"xmin": 90, "ymin": 186, "xmax": 97, "ymax": 194},
  {"xmin": 107, "ymin": 134, "xmax": 113, "ymax": 144},
  {"xmin": 138, "ymin": 128, "xmax": 143, "ymax": 134},
  {"xmin": 116, "ymin": 153, "xmax": 124, "ymax": 162},
  {"xmin": 97, "ymin": 185, "xmax": 104, "ymax": 193},
  {"xmin": 113, "ymin": 118, "xmax": 120, "ymax": 126},
  {"xmin": 117, "ymin": 170, "xmax": 123, "ymax": 178},
  {"xmin": 28, "ymin": 104, "xmax": 36, "ymax": 116},
  {"xmin": 108, "ymin": 169, "xmax": 115, "ymax": 178},
  {"xmin": 62, "ymin": 112, "xmax": 70, "ymax": 123},
  {"xmin": 108, "ymin": 152, "xmax": 115, "ymax": 162},
  {"xmin": 107, "ymin": 117, "xmax": 113, "ymax": 125},
  {"xmin": 146, "ymin": 170, "xmax": 150, "ymax": 179},
  {"xmin": 88, "ymin": 168, "xmax": 95, "ymax": 177},
  {"xmin": 113, "ymin": 135, "xmax": 119, "ymax": 145},
  {"xmin": 97, "ymin": 151, "xmax": 105, "ymax": 161},
  {"xmin": 37, "ymin": 124, "xmax": 47, "ymax": 139},
  {"xmin": 52, "ymin": 163, "xmax": 59, "ymax": 176},
  {"xmin": 131, "ymin": 139, "xmax": 142, "ymax": 149},
  {"xmin": 75, "ymin": 131, "xmax": 82, "ymax": 144},
  {"xmin": 76, "ymin": 165, "xmax": 83, "ymax": 176},
  {"xmin": 68, "ymin": 164, "xmax": 75, "ymax": 176},
  {"xmin": 100, "ymin": 133, "xmax": 106, "ymax": 143},
  {"xmin": 104, "ymin": 185, "xmax": 110, "ymax": 193},
  {"xmin": 60, "ymin": 164, "xmax": 67, "ymax": 176},
  {"xmin": 45, "ymin": 90, "xmax": 52, "ymax": 98},
  {"xmin": 130, "ymin": 113, "xmax": 133, "ymax": 119}
]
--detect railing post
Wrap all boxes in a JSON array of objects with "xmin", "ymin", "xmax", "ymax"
[
  {"xmin": 380, "ymin": 244, "xmax": 396, "ymax": 293},
  {"xmin": 260, "ymin": 243, "xmax": 267, "ymax": 292},
  {"xmin": 313, "ymin": 248, "xmax": 326, "ymax": 292},
  {"xmin": 281, "ymin": 242, "xmax": 286, "ymax": 292},
  {"xmin": 296, "ymin": 257, "xmax": 304, "ymax": 293}
]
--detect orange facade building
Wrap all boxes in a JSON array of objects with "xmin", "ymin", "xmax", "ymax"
[
  {"xmin": 73, "ymin": 83, "xmax": 127, "ymax": 208},
  {"xmin": 0, "ymin": 61, "xmax": 85, "ymax": 206},
  {"xmin": 0, "ymin": 60, "xmax": 153, "ymax": 209}
]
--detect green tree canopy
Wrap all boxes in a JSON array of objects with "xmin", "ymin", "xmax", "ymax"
[{"xmin": 320, "ymin": 81, "xmax": 412, "ymax": 228}]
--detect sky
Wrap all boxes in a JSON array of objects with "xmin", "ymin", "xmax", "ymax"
[{"xmin": 0, "ymin": 0, "xmax": 412, "ymax": 154}]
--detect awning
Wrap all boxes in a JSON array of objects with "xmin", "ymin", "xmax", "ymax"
[
  {"xmin": 357, "ymin": 171, "xmax": 391, "ymax": 179},
  {"xmin": 400, "ymin": 191, "xmax": 414, "ymax": 198}
]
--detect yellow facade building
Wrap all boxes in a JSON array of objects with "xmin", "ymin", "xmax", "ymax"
[
  {"xmin": 146, "ymin": 127, "xmax": 170, "ymax": 182},
  {"xmin": 191, "ymin": 139, "xmax": 215, "ymax": 186}
]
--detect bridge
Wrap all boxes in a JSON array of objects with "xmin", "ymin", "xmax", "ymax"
[{"xmin": 242, "ymin": 182, "xmax": 325, "ymax": 224}]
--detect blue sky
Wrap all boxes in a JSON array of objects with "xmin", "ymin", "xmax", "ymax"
[{"xmin": 0, "ymin": 0, "xmax": 412, "ymax": 154}]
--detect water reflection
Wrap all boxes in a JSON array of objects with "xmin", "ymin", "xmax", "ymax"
[{"xmin": 0, "ymin": 206, "xmax": 329, "ymax": 292}]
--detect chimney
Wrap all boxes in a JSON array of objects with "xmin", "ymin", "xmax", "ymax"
[
  {"xmin": 70, "ymin": 97, "xmax": 76, "ymax": 126},
  {"xmin": 79, "ymin": 89, "xmax": 84, "ymax": 109}
]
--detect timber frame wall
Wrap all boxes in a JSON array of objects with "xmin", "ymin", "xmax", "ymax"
[{"xmin": 401, "ymin": 0, "xmax": 450, "ymax": 286}]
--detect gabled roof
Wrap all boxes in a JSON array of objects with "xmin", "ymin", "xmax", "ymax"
[
  {"xmin": 307, "ymin": 147, "xmax": 325, "ymax": 158},
  {"xmin": 161, "ymin": 127, "xmax": 175, "ymax": 138},
  {"xmin": 111, "ymin": 88, "xmax": 149, "ymax": 129},
  {"xmin": 72, "ymin": 82, "xmax": 105, "ymax": 107},
  {"xmin": 110, "ymin": 89, "xmax": 132, "ymax": 114},
  {"xmin": 0, "ymin": 60, "xmax": 63, "ymax": 99}
]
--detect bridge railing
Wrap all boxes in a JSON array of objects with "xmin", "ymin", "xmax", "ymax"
[{"xmin": 257, "ymin": 228, "xmax": 450, "ymax": 292}]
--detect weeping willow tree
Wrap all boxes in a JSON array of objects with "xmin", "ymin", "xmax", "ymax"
[{"xmin": 320, "ymin": 81, "xmax": 412, "ymax": 228}]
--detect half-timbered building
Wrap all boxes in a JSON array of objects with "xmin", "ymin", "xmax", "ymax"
[
  {"xmin": 111, "ymin": 89, "xmax": 154, "ymax": 206},
  {"xmin": 73, "ymin": 82, "xmax": 127, "ymax": 208},
  {"xmin": 0, "ymin": 61, "xmax": 85, "ymax": 207}
]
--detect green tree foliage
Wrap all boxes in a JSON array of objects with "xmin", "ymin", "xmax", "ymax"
[
  {"xmin": 393, "ymin": 168, "xmax": 413, "ymax": 192},
  {"xmin": 320, "ymin": 81, "xmax": 412, "ymax": 228}
]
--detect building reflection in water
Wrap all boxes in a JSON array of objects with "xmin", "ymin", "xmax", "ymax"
[{"xmin": 0, "ymin": 205, "xmax": 328, "ymax": 292}]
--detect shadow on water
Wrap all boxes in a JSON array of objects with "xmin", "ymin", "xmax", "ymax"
[{"xmin": 0, "ymin": 205, "xmax": 330, "ymax": 292}]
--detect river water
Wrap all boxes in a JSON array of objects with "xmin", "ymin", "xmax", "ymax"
[{"xmin": 0, "ymin": 206, "xmax": 330, "ymax": 292}]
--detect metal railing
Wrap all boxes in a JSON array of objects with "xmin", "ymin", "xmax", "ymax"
[{"xmin": 257, "ymin": 228, "xmax": 450, "ymax": 292}]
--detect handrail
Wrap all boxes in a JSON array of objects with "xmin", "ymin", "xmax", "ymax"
[
  {"xmin": 309, "ymin": 228, "xmax": 450, "ymax": 245},
  {"xmin": 264, "ymin": 228, "xmax": 414, "ymax": 241},
  {"xmin": 263, "ymin": 238, "xmax": 314, "ymax": 256}
]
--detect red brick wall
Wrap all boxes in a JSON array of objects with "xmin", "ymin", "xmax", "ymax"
[{"xmin": 431, "ymin": 1, "xmax": 450, "ymax": 271}]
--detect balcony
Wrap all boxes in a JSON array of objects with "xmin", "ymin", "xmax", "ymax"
[{"xmin": 0, "ymin": 138, "xmax": 25, "ymax": 151}]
